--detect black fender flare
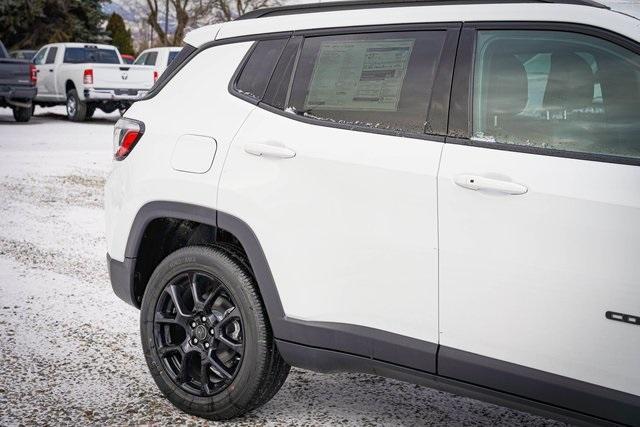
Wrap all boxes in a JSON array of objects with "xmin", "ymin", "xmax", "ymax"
[{"xmin": 111, "ymin": 201, "xmax": 437, "ymax": 373}]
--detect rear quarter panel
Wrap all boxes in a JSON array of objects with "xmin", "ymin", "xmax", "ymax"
[{"xmin": 105, "ymin": 41, "xmax": 256, "ymax": 260}]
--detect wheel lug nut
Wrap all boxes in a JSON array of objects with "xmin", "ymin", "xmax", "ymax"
[
  {"xmin": 201, "ymin": 316, "xmax": 207, "ymax": 322},
  {"xmin": 210, "ymin": 328, "xmax": 214, "ymax": 335},
  {"xmin": 191, "ymin": 322, "xmax": 197, "ymax": 328},
  {"xmin": 193, "ymin": 338, "xmax": 199, "ymax": 344},
  {"xmin": 204, "ymin": 342, "xmax": 210, "ymax": 348}
]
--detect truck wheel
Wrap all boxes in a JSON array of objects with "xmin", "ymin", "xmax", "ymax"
[
  {"xmin": 86, "ymin": 104, "xmax": 97, "ymax": 119},
  {"xmin": 140, "ymin": 245, "xmax": 290, "ymax": 420},
  {"xmin": 66, "ymin": 89, "xmax": 87, "ymax": 122},
  {"xmin": 12, "ymin": 106, "xmax": 32, "ymax": 122}
]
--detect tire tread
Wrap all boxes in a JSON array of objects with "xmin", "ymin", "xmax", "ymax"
[{"xmin": 140, "ymin": 245, "xmax": 289, "ymax": 420}]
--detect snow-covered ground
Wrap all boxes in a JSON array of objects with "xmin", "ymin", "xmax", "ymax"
[{"xmin": 0, "ymin": 106, "xmax": 564, "ymax": 425}]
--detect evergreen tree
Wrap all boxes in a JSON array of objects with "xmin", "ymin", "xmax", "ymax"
[
  {"xmin": 106, "ymin": 13, "xmax": 134, "ymax": 56},
  {"xmin": 0, "ymin": 0, "xmax": 109, "ymax": 50}
]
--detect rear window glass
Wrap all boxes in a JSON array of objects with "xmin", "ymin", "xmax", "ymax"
[
  {"xmin": 168, "ymin": 50, "xmax": 180, "ymax": 65},
  {"xmin": 45, "ymin": 47, "xmax": 57, "ymax": 64},
  {"xmin": 63, "ymin": 47, "xmax": 120, "ymax": 64},
  {"xmin": 145, "ymin": 51, "xmax": 158, "ymax": 66},
  {"xmin": 235, "ymin": 39, "xmax": 288, "ymax": 100},
  {"xmin": 288, "ymin": 31, "xmax": 447, "ymax": 135}
]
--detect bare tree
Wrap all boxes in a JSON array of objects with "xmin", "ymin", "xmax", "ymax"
[
  {"xmin": 144, "ymin": 0, "xmax": 169, "ymax": 44},
  {"xmin": 191, "ymin": 0, "xmax": 278, "ymax": 22},
  {"xmin": 144, "ymin": 0, "xmax": 280, "ymax": 46}
]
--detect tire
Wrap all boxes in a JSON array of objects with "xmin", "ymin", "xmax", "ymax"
[
  {"xmin": 85, "ymin": 104, "xmax": 97, "ymax": 119},
  {"xmin": 140, "ymin": 245, "xmax": 290, "ymax": 420},
  {"xmin": 12, "ymin": 106, "xmax": 32, "ymax": 122},
  {"xmin": 66, "ymin": 89, "xmax": 87, "ymax": 121}
]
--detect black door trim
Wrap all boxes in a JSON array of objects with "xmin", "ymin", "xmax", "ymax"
[{"xmin": 276, "ymin": 340, "xmax": 627, "ymax": 427}]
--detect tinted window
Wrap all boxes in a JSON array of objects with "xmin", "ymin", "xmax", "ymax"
[
  {"xmin": 235, "ymin": 39, "xmax": 288, "ymax": 100},
  {"xmin": 63, "ymin": 47, "xmax": 120, "ymax": 64},
  {"xmin": 168, "ymin": 50, "xmax": 180, "ymax": 65},
  {"xmin": 33, "ymin": 48, "xmax": 47, "ymax": 65},
  {"xmin": 473, "ymin": 30, "xmax": 640, "ymax": 160},
  {"xmin": 287, "ymin": 31, "xmax": 447, "ymax": 135},
  {"xmin": 145, "ymin": 51, "xmax": 158, "ymax": 66},
  {"xmin": 45, "ymin": 47, "xmax": 57, "ymax": 64},
  {"xmin": 263, "ymin": 37, "xmax": 302, "ymax": 110}
]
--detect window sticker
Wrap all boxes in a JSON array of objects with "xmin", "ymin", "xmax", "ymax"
[{"xmin": 304, "ymin": 39, "xmax": 415, "ymax": 112}]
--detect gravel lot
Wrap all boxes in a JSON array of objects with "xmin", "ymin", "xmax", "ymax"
[{"xmin": 0, "ymin": 106, "xmax": 566, "ymax": 426}]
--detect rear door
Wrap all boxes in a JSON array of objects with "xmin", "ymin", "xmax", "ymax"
[
  {"xmin": 438, "ymin": 24, "xmax": 640, "ymax": 422},
  {"xmin": 219, "ymin": 25, "xmax": 459, "ymax": 371},
  {"xmin": 41, "ymin": 46, "xmax": 58, "ymax": 95}
]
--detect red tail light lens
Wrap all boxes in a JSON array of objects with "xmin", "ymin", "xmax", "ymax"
[
  {"xmin": 153, "ymin": 71, "xmax": 158, "ymax": 83},
  {"xmin": 113, "ymin": 118, "xmax": 145, "ymax": 161},
  {"xmin": 29, "ymin": 64, "xmax": 37, "ymax": 85},
  {"xmin": 83, "ymin": 69, "xmax": 94, "ymax": 85}
]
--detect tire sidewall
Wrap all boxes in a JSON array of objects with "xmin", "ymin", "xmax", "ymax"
[
  {"xmin": 140, "ymin": 247, "xmax": 265, "ymax": 416},
  {"xmin": 86, "ymin": 104, "xmax": 96, "ymax": 119},
  {"xmin": 12, "ymin": 106, "xmax": 32, "ymax": 122},
  {"xmin": 66, "ymin": 89, "xmax": 86, "ymax": 122}
]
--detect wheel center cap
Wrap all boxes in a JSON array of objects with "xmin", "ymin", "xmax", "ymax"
[{"xmin": 194, "ymin": 325, "xmax": 207, "ymax": 340}]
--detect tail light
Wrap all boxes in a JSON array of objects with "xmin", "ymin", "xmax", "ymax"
[
  {"xmin": 153, "ymin": 71, "xmax": 158, "ymax": 83},
  {"xmin": 29, "ymin": 64, "xmax": 37, "ymax": 85},
  {"xmin": 83, "ymin": 69, "xmax": 94, "ymax": 85},
  {"xmin": 113, "ymin": 118, "xmax": 145, "ymax": 161}
]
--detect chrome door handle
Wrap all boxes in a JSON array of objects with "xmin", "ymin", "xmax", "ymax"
[
  {"xmin": 454, "ymin": 174, "xmax": 528, "ymax": 195},
  {"xmin": 244, "ymin": 142, "xmax": 296, "ymax": 159}
]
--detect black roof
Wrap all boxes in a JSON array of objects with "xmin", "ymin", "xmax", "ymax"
[{"xmin": 237, "ymin": 0, "xmax": 608, "ymax": 20}]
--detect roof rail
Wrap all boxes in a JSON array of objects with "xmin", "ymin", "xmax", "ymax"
[{"xmin": 236, "ymin": 0, "xmax": 608, "ymax": 20}]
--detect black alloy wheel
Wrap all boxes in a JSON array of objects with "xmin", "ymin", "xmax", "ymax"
[
  {"xmin": 154, "ymin": 270, "xmax": 244, "ymax": 396},
  {"xmin": 140, "ymin": 246, "xmax": 290, "ymax": 420}
]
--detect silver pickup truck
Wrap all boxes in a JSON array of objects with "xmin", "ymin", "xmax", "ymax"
[
  {"xmin": 0, "ymin": 41, "xmax": 37, "ymax": 122},
  {"xmin": 33, "ymin": 43, "xmax": 155, "ymax": 121}
]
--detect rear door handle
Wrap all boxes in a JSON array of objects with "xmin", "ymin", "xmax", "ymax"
[
  {"xmin": 244, "ymin": 142, "xmax": 296, "ymax": 159},
  {"xmin": 454, "ymin": 174, "xmax": 528, "ymax": 195}
]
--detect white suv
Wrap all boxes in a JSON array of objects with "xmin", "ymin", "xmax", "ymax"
[{"xmin": 105, "ymin": 0, "xmax": 640, "ymax": 424}]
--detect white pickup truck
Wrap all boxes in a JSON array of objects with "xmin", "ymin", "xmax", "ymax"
[{"xmin": 32, "ymin": 43, "xmax": 155, "ymax": 121}]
